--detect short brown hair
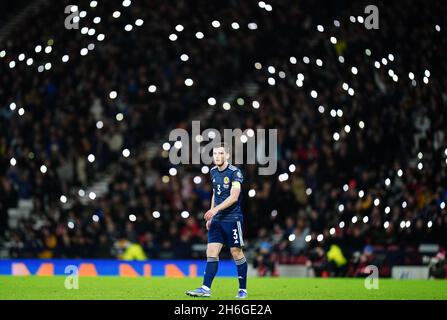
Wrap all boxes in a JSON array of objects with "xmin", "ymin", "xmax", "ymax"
[{"xmin": 212, "ymin": 142, "xmax": 231, "ymax": 154}]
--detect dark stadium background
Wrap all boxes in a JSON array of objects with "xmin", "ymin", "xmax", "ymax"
[{"xmin": 0, "ymin": 0, "xmax": 446, "ymax": 280}]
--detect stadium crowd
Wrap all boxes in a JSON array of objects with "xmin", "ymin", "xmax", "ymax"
[{"xmin": 0, "ymin": 0, "xmax": 446, "ymax": 276}]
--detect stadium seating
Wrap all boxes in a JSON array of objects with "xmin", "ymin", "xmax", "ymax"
[{"xmin": 0, "ymin": 0, "xmax": 446, "ymax": 278}]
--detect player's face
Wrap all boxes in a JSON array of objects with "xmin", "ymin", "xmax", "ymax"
[{"xmin": 213, "ymin": 147, "xmax": 227, "ymax": 166}]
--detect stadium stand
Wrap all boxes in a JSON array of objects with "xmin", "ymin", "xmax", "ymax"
[{"xmin": 0, "ymin": 0, "xmax": 446, "ymax": 277}]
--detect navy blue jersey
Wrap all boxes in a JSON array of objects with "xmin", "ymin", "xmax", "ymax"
[{"xmin": 210, "ymin": 164, "xmax": 244, "ymax": 222}]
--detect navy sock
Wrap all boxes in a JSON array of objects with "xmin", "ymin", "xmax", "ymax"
[
  {"xmin": 235, "ymin": 256, "xmax": 248, "ymax": 290},
  {"xmin": 203, "ymin": 257, "xmax": 219, "ymax": 288}
]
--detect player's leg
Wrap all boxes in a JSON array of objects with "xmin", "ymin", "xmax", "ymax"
[
  {"xmin": 202, "ymin": 242, "xmax": 223, "ymax": 290},
  {"xmin": 186, "ymin": 221, "xmax": 223, "ymax": 297},
  {"xmin": 230, "ymin": 246, "xmax": 248, "ymax": 298},
  {"xmin": 223, "ymin": 221, "xmax": 248, "ymax": 298}
]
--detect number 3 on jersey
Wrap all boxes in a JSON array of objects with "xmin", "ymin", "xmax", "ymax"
[{"xmin": 216, "ymin": 184, "xmax": 221, "ymax": 195}]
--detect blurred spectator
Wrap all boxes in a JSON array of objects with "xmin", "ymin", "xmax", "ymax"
[
  {"xmin": 428, "ymin": 249, "xmax": 446, "ymax": 279},
  {"xmin": 253, "ymin": 228, "xmax": 277, "ymax": 276},
  {"xmin": 350, "ymin": 245, "xmax": 379, "ymax": 277},
  {"xmin": 326, "ymin": 244, "xmax": 348, "ymax": 277}
]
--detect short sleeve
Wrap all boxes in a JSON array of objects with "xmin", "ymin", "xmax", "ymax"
[{"xmin": 232, "ymin": 169, "xmax": 244, "ymax": 184}]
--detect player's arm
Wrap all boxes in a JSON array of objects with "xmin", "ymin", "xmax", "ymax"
[
  {"xmin": 206, "ymin": 191, "xmax": 216, "ymax": 230},
  {"xmin": 204, "ymin": 181, "xmax": 241, "ymax": 220},
  {"xmin": 210, "ymin": 191, "xmax": 215, "ymax": 209}
]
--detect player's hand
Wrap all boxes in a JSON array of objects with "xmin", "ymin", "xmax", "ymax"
[
  {"xmin": 204, "ymin": 208, "xmax": 217, "ymax": 221},
  {"xmin": 206, "ymin": 220, "xmax": 211, "ymax": 230}
]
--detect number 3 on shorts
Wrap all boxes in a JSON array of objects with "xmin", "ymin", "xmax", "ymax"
[{"xmin": 232, "ymin": 229, "xmax": 238, "ymax": 240}]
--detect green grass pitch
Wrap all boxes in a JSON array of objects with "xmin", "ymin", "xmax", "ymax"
[{"xmin": 1, "ymin": 276, "xmax": 446, "ymax": 300}]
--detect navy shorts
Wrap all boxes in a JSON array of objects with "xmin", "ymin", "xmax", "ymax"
[{"xmin": 208, "ymin": 220, "xmax": 245, "ymax": 248}]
